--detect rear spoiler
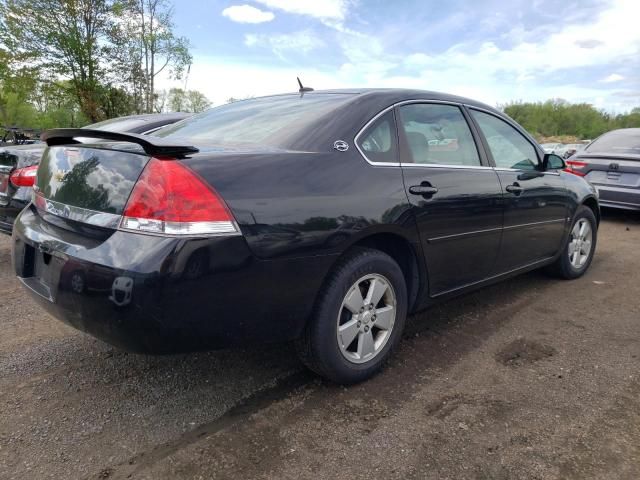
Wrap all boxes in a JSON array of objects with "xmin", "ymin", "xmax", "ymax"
[
  {"xmin": 577, "ymin": 152, "xmax": 640, "ymax": 161},
  {"xmin": 41, "ymin": 128, "xmax": 199, "ymax": 157}
]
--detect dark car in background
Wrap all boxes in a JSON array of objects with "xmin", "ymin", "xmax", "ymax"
[
  {"xmin": 12, "ymin": 89, "xmax": 599, "ymax": 384},
  {"xmin": 0, "ymin": 113, "xmax": 191, "ymax": 234},
  {"xmin": 565, "ymin": 128, "xmax": 640, "ymax": 210}
]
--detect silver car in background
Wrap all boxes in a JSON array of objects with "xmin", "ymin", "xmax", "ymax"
[{"xmin": 564, "ymin": 128, "xmax": 640, "ymax": 210}]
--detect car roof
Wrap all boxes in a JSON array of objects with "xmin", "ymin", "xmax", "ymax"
[
  {"xmin": 256, "ymin": 88, "xmax": 497, "ymax": 112},
  {"xmin": 193, "ymin": 88, "xmax": 514, "ymax": 152},
  {"xmin": 601, "ymin": 128, "xmax": 640, "ymax": 136}
]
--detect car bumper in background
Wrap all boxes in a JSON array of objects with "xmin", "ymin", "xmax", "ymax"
[
  {"xmin": 0, "ymin": 197, "xmax": 29, "ymax": 234},
  {"xmin": 594, "ymin": 184, "xmax": 640, "ymax": 211},
  {"xmin": 12, "ymin": 207, "xmax": 336, "ymax": 353}
]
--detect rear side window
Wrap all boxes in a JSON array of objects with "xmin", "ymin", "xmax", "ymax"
[
  {"xmin": 357, "ymin": 111, "xmax": 398, "ymax": 163},
  {"xmin": 471, "ymin": 110, "xmax": 539, "ymax": 170},
  {"xmin": 397, "ymin": 103, "xmax": 480, "ymax": 166}
]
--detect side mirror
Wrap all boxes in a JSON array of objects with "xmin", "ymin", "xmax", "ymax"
[{"xmin": 543, "ymin": 153, "xmax": 566, "ymax": 171}]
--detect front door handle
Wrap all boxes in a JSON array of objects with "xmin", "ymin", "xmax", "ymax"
[
  {"xmin": 505, "ymin": 183, "xmax": 524, "ymax": 195},
  {"xmin": 409, "ymin": 185, "xmax": 438, "ymax": 196}
]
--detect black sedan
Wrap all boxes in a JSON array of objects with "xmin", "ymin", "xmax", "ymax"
[
  {"xmin": 0, "ymin": 112, "xmax": 191, "ymax": 234},
  {"xmin": 11, "ymin": 89, "xmax": 599, "ymax": 384},
  {"xmin": 565, "ymin": 128, "xmax": 640, "ymax": 210}
]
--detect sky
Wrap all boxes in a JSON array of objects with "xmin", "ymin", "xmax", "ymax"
[{"xmin": 159, "ymin": 0, "xmax": 640, "ymax": 112}]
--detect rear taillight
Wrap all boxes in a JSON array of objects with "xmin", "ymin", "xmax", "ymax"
[
  {"xmin": 9, "ymin": 165, "xmax": 38, "ymax": 187},
  {"xmin": 564, "ymin": 159, "xmax": 587, "ymax": 177},
  {"xmin": 120, "ymin": 158, "xmax": 239, "ymax": 236}
]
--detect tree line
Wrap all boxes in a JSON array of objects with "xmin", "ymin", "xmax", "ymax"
[
  {"xmin": 503, "ymin": 99, "xmax": 640, "ymax": 141},
  {"xmin": 0, "ymin": 0, "xmax": 211, "ymax": 129}
]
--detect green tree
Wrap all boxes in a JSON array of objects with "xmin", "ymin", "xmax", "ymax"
[
  {"xmin": 164, "ymin": 88, "xmax": 210, "ymax": 113},
  {"xmin": 185, "ymin": 90, "xmax": 211, "ymax": 113},
  {"xmin": 0, "ymin": 0, "xmax": 116, "ymax": 122},
  {"xmin": 116, "ymin": 0, "xmax": 192, "ymax": 113},
  {"xmin": 503, "ymin": 100, "xmax": 640, "ymax": 140},
  {"xmin": 167, "ymin": 87, "xmax": 186, "ymax": 112}
]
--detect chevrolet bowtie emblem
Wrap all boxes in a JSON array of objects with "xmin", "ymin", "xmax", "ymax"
[{"xmin": 54, "ymin": 170, "xmax": 69, "ymax": 182}]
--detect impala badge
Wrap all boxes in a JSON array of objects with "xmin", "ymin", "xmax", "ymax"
[{"xmin": 334, "ymin": 140, "xmax": 349, "ymax": 152}]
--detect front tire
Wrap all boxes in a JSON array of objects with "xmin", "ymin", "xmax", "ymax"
[
  {"xmin": 296, "ymin": 248, "xmax": 408, "ymax": 384},
  {"xmin": 547, "ymin": 205, "xmax": 597, "ymax": 279}
]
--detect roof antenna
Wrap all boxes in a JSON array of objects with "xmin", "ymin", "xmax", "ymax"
[{"xmin": 297, "ymin": 77, "xmax": 314, "ymax": 97}]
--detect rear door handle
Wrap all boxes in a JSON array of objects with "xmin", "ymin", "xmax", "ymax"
[
  {"xmin": 505, "ymin": 183, "xmax": 524, "ymax": 195},
  {"xmin": 409, "ymin": 185, "xmax": 438, "ymax": 196}
]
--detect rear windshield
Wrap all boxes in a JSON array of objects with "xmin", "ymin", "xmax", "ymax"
[
  {"xmin": 586, "ymin": 130, "xmax": 640, "ymax": 154},
  {"xmin": 153, "ymin": 93, "xmax": 356, "ymax": 146}
]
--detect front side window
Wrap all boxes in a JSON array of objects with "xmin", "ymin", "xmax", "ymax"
[
  {"xmin": 397, "ymin": 103, "xmax": 480, "ymax": 166},
  {"xmin": 471, "ymin": 110, "xmax": 539, "ymax": 170},
  {"xmin": 357, "ymin": 111, "xmax": 398, "ymax": 163}
]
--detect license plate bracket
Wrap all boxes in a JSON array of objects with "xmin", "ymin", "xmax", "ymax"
[
  {"xmin": 18, "ymin": 244, "xmax": 61, "ymax": 303},
  {"xmin": 0, "ymin": 172, "xmax": 9, "ymax": 197}
]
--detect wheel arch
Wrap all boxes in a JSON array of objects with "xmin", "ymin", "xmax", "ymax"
[
  {"xmin": 333, "ymin": 231, "xmax": 426, "ymax": 313},
  {"xmin": 582, "ymin": 195, "xmax": 600, "ymax": 226}
]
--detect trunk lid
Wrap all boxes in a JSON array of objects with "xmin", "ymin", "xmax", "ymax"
[
  {"xmin": 574, "ymin": 153, "xmax": 640, "ymax": 188},
  {"xmin": 35, "ymin": 145, "xmax": 151, "ymax": 222},
  {"xmin": 33, "ymin": 129, "xmax": 198, "ymax": 229}
]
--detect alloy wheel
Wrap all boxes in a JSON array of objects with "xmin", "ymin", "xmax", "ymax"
[
  {"xmin": 336, "ymin": 273, "xmax": 397, "ymax": 364},
  {"xmin": 568, "ymin": 218, "xmax": 593, "ymax": 269}
]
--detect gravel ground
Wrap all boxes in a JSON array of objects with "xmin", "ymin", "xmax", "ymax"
[{"xmin": 1, "ymin": 209, "xmax": 639, "ymax": 480}]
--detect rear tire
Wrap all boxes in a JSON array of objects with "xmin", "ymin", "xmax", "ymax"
[
  {"xmin": 296, "ymin": 248, "xmax": 408, "ymax": 384},
  {"xmin": 546, "ymin": 206, "xmax": 597, "ymax": 279}
]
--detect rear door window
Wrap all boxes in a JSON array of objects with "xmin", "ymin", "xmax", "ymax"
[{"xmin": 397, "ymin": 103, "xmax": 480, "ymax": 166}]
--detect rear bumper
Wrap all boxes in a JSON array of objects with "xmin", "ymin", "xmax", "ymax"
[
  {"xmin": 12, "ymin": 207, "xmax": 336, "ymax": 353},
  {"xmin": 594, "ymin": 184, "xmax": 640, "ymax": 211}
]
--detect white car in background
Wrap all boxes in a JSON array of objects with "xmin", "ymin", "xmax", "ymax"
[{"xmin": 541, "ymin": 142, "xmax": 564, "ymax": 154}]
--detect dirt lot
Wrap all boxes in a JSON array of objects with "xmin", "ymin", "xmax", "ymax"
[{"xmin": 1, "ymin": 210, "xmax": 639, "ymax": 480}]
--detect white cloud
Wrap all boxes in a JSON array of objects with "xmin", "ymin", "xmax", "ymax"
[
  {"xmin": 403, "ymin": 53, "xmax": 432, "ymax": 67},
  {"xmin": 222, "ymin": 4, "xmax": 275, "ymax": 24},
  {"xmin": 342, "ymin": 0, "xmax": 640, "ymax": 110},
  {"xmin": 244, "ymin": 30, "xmax": 325, "ymax": 58},
  {"xmin": 161, "ymin": 0, "xmax": 638, "ymax": 112},
  {"xmin": 602, "ymin": 73, "xmax": 624, "ymax": 83},
  {"xmin": 252, "ymin": 0, "xmax": 351, "ymax": 21}
]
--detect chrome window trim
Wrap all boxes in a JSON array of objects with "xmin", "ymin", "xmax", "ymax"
[{"xmin": 354, "ymin": 100, "xmax": 556, "ymax": 175}]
